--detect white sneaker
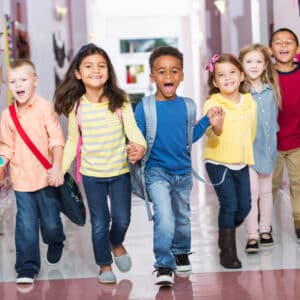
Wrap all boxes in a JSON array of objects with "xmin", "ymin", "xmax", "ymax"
[{"xmin": 154, "ymin": 267, "xmax": 174, "ymax": 286}]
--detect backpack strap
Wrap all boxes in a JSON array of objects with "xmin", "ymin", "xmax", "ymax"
[{"xmin": 183, "ymin": 97, "xmax": 196, "ymax": 154}]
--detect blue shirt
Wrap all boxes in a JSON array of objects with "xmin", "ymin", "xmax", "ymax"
[
  {"xmin": 251, "ymin": 84, "xmax": 279, "ymax": 174},
  {"xmin": 135, "ymin": 96, "xmax": 210, "ymax": 175}
]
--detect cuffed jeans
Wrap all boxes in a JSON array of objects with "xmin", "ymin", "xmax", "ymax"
[
  {"xmin": 15, "ymin": 186, "xmax": 65, "ymax": 274},
  {"xmin": 206, "ymin": 163, "xmax": 251, "ymax": 229},
  {"xmin": 145, "ymin": 167, "xmax": 192, "ymax": 270},
  {"xmin": 82, "ymin": 173, "xmax": 131, "ymax": 266}
]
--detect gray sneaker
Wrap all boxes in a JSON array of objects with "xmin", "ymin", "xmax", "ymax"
[
  {"xmin": 98, "ymin": 271, "xmax": 117, "ymax": 284},
  {"xmin": 114, "ymin": 253, "xmax": 132, "ymax": 272}
]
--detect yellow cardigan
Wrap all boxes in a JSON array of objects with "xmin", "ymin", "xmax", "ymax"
[{"xmin": 203, "ymin": 93, "xmax": 257, "ymax": 165}]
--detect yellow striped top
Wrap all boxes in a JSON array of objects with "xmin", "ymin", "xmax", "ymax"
[{"xmin": 62, "ymin": 95, "xmax": 146, "ymax": 177}]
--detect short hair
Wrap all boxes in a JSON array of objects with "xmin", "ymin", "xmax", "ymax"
[
  {"xmin": 149, "ymin": 46, "xmax": 183, "ymax": 70},
  {"xmin": 9, "ymin": 59, "xmax": 36, "ymax": 74},
  {"xmin": 269, "ymin": 27, "xmax": 299, "ymax": 46}
]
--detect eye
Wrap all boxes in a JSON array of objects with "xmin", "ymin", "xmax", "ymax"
[
  {"xmin": 9, "ymin": 80, "xmax": 15, "ymax": 84},
  {"xmin": 158, "ymin": 70, "xmax": 164, "ymax": 75},
  {"xmin": 172, "ymin": 69, "xmax": 179, "ymax": 74}
]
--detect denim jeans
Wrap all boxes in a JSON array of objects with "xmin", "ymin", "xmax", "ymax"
[
  {"xmin": 145, "ymin": 167, "xmax": 193, "ymax": 270},
  {"xmin": 82, "ymin": 173, "xmax": 131, "ymax": 266},
  {"xmin": 205, "ymin": 163, "xmax": 251, "ymax": 229},
  {"xmin": 15, "ymin": 186, "xmax": 65, "ymax": 274}
]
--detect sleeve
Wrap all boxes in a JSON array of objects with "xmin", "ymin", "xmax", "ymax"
[
  {"xmin": 62, "ymin": 109, "xmax": 79, "ymax": 173},
  {"xmin": 122, "ymin": 101, "xmax": 147, "ymax": 149},
  {"xmin": 43, "ymin": 102, "xmax": 65, "ymax": 149},
  {"xmin": 193, "ymin": 115, "xmax": 210, "ymax": 142},
  {"xmin": 0, "ymin": 110, "xmax": 15, "ymax": 161}
]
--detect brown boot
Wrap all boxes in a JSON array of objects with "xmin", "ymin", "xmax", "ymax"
[{"xmin": 218, "ymin": 228, "xmax": 242, "ymax": 269}]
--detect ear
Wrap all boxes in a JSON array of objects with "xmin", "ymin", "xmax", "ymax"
[
  {"xmin": 240, "ymin": 72, "xmax": 245, "ymax": 82},
  {"xmin": 181, "ymin": 72, "xmax": 184, "ymax": 82},
  {"xmin": 212, "ymin": 79, "xmax": 217, "ymax": 88},
  {"xmin": 75, "ymin": 70, "xmax": 82, "ymax": 80},
  {"xmin": 268, "ymin": 47, "xmax": 273, "ymax": 57},
  {"xmin": 33, "ymin": 75, "xmax": 39, "ymax": 87},
  {"xmin": 150, "ymin": 73, "xmax": 155, "ymax": 83}
]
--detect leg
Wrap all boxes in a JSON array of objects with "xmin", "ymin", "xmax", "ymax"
[
  {"xmin": 285, "ymin": 148, "xmax": 300, "ymax": 229},
  {"xmin": 145, "ymin": 167, "xmax": 176, "ymax": 270},
  {"xmin": 108, "ymin": 173, "xmax": 132, "ymax": 272},
  {"xmin": 82, "ymin": 175, "xmax": 112, "ymax": 266},
  {"xmin": 245, "ymin": 167, "xmax": 260, "ymax": 240},
  {"xmin": 272, "ymin": 151, "xmax": 285, "ymax": 201},
  {"xmin": 38, "ymin": 186, "xmax": 65, "ymax": 264},
  {"xmin": 233, "ymin": 166, "xmax": 251, "ymax": 227},
  {"xmin": 258, "ymin": 173, "xmax": 273, "ymax": 234},
  {"xmin": 171, "ymin": 173, "xmax": 192, "ymax": 255},
  {"xmin": 205, "ymin": 163, "xmax": 241, "ymax": 268},
  {"xmin": 15, "ymin": 191, "xmax": 40, "ymax": 275}
]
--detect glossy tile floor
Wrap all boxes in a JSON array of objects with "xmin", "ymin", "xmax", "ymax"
[{"xmin": 0, "ymin": 175, "xmax": 300, "ymax": 299}]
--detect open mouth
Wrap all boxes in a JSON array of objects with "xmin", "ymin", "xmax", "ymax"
[
  {"xmin": 164, "ymin": 83, "xmax": 174, "ymax": 92},
  {"xmin": 16, "ymin": 91, "xmax": 25, "ymax": 97}
]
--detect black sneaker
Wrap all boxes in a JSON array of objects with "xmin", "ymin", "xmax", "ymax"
[
  {"xmin": 259, "ymin": 232, "xmax": 274, "ymax": 247},
  {"xmin": 16, "ymin": 269, "xmax": 35, "ymax": 284},
  {"xmin": 245, "ymin": 239, "xmax": 259, "ymax": 254},
  {"xmin": 46, "ymin": 242, "xmax": 64, "ymax": 265},
  {"xmin": 154, "ymin": 267, "xmax": 174, "ymax": 286},
  {"xmin": 175, "ymin": 254, "xmax": 192, "ymax": 272}
]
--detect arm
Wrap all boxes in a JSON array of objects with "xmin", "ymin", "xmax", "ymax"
[
  {"xmin": 48, "ymin": 145, "xmax": 64, "ymax": 187},
  {"xmin": 122, "ymin": 101, "xmax": 147, "ymax": 164}
]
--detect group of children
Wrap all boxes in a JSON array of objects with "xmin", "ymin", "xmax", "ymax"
[{"xmin": 0, "ymin": 27, "xmax": 299, "ymax": 288}]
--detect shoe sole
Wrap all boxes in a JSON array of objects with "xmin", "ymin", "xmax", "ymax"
[
  {"xmin": 155, "ymin": 275, "xmax": 174, "ymax": 286},
  {"xmin": 45, "ymin": 257, "xmax": 59, "ymax": 266},
  {"xmin": 16, "ymin": 277, "xmax": 34, "ymax": 284},
  {"xmin": 246, "ymin": 249, "xmax": 259, "ymax": 254},
  {"xmin": 176, "ymin": 265, "xmax": 192, "ymax": 272},
  {"xmin": 260, "ymin": 243, "xmax": 273, "ymax": 247}
]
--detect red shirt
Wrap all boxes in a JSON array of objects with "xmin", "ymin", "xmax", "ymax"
[{"xmin": 277, "ymin": 64, "xmax": 300, "ymax": 151}]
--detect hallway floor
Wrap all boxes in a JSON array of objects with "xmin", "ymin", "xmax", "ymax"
[{"xmin": 0, "ymin": 180, "xmax": 299, "ymax": 299}]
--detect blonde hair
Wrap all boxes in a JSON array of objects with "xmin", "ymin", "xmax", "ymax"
[
  {"xmin": 207, "ymin": 53, "xmax": 249, "ymax": 97},
  {"xmin": 9, "ymin": 59, "xmax": 37, "ymax": 76},
  {"xmin": 239, "ymin": 43, "xmax": 281, "ymax": 109}
]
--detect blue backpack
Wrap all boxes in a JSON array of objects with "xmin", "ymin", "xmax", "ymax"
[{"xmin": 130, "ymin": 94, "xmax": 202, "ymax": 221}]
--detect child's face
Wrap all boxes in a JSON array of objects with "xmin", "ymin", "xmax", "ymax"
[
  {"xmin": 270, "ymin": 31, "xmax": 298, "ymax": 64},
  {"xmin": 213, "ymin": 62, "xmax": 244, "ymax": 98},
  {"xmin": 150, "ymin": 55, "xmax": 183, "ymax": 100},
  {"xmin": 242, "ymin": 50, "xmax": 266, "ymax": 82},
  {"xmin": 75, "ymin": 54, "xmax": 109, "ymax": 92},
  {"xmin": 7, "ymin": 65, "xmax": 38, "ymax": 106}
]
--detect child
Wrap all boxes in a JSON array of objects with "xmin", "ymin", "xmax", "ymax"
[
  {"xmin": 269, "ymin": 28, "xmax": 300, "ymax": 242},
  {"xmin": 203, "ymin": 53, "xmax": 257, "ymax": 268},
  {"xmin": 54, "ymin": 43, "xmax": 146, "ymax": 284},
  {"xmin": 239, "ymin": 44, "xmax": 281, "ymax": 253},
  {"xmin": 131, "ymin": 46, "xmax": 223, "ymax": 286},
  {"xmin": 0, "ymin": 59, "xmax": 65, "ymax": 284}
]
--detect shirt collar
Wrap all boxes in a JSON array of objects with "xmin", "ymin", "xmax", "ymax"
[{"xmin": 250, "ymin": 83, "xmax": 271, "ymax": 94}]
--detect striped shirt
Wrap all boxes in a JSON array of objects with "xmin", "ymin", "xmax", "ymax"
[{"xmin": 62, "ymin": 95, "xmax": 146, "ymax": 178}]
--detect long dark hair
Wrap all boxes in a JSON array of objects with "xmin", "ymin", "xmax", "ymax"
[{"xmin": 54, "ymin": 43, "xmax": 127, "ymax": 116}]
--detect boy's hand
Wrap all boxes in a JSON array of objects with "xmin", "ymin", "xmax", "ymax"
[
  {"xmin": 47, "ymin": 166, "xmax": 64, "ymax": 187},
  {"xmin": 127, "ymin": 142, "xmax": 146, "ymax": 164}
]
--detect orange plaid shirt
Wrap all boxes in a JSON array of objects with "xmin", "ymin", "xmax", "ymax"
[{"xmin": 0, "ymin": 95, "xmax": 65, "ymax": 192}]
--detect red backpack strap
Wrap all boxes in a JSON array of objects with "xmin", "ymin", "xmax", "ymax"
[{"xmin": 9, "ymin": 104, "xmax": 52, "ymax": 170}]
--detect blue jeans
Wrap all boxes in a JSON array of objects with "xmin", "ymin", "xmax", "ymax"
[
  {"xmin": 145, "ymin": 167, "xmax": 192, "ymax": 270},
  {"xmin": 82, "ymin": 173, "xmax": 131, "ymax": 266},
  {"xmin": 15, "ymin": 186, "xmax": 65, "ymax": 274},
  {"xmin": 205, "ymin": 163, "xmax": 251, "ymax": 229}
]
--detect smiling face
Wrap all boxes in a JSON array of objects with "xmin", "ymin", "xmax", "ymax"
[
  {"xmin": 213, "ymin": 62, "xmax": 244, "ymax": 100},
  {"xmin": 7, "ymin": 65, "xmax": 38, "ymax": 107},
  {"xmin": 242, "ymin": 50, "xmax": 266, "ymax": 83},
  {"xmin": 75, "ymin": 53, "xmax": 109, "ymax": 94},
  {"xmin": 270, "ymin": 30, "xmax": 298, "ymax": 65},
  {"xmin": 150, "ymin": 55, "xmax": 183, "ymax": 100}
]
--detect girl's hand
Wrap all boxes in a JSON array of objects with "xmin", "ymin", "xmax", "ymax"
[
  {"xmin": 47, "ymin": 166, "xmax": 64, "ymax": 187},
  {"xmin": 209, "ymin": 108, "xmax": 225, "ymax": 136},
  {"xmin": 0, "ymin": 167, "xmax": 5, "ymax": 187},
  {"xmin": 127, "ymin": 141, "xmax": 146, "ymax": 164}
]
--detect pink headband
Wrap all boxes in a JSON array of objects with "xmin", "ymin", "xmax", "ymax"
[{"xmin": 206, "ymin": 54, "xmax": 220, "ymax": 73}]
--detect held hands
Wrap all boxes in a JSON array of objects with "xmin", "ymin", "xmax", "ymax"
[
  {"xmin": 126, "ymin": 141, "xmax": 146, "ymax": 164},
  {"xmin": 47, "ymin": 165, "xmax": 64, "ymax": 187},
  {"xmin": 206, "ymin": 106, "xmax": 225, "ymax": 136}
]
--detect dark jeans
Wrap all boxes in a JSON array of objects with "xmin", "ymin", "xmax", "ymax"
[
  {"xmin": 82, "ymin": 173, "xmax": 131, "ymax": 266},
  {"xmin": 206, "ymin": 163, "xmax": 251, "ymax": 229},
  {"xmin": 15, "ymin": 186, "xmax": 65, "ymax": 274}
]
